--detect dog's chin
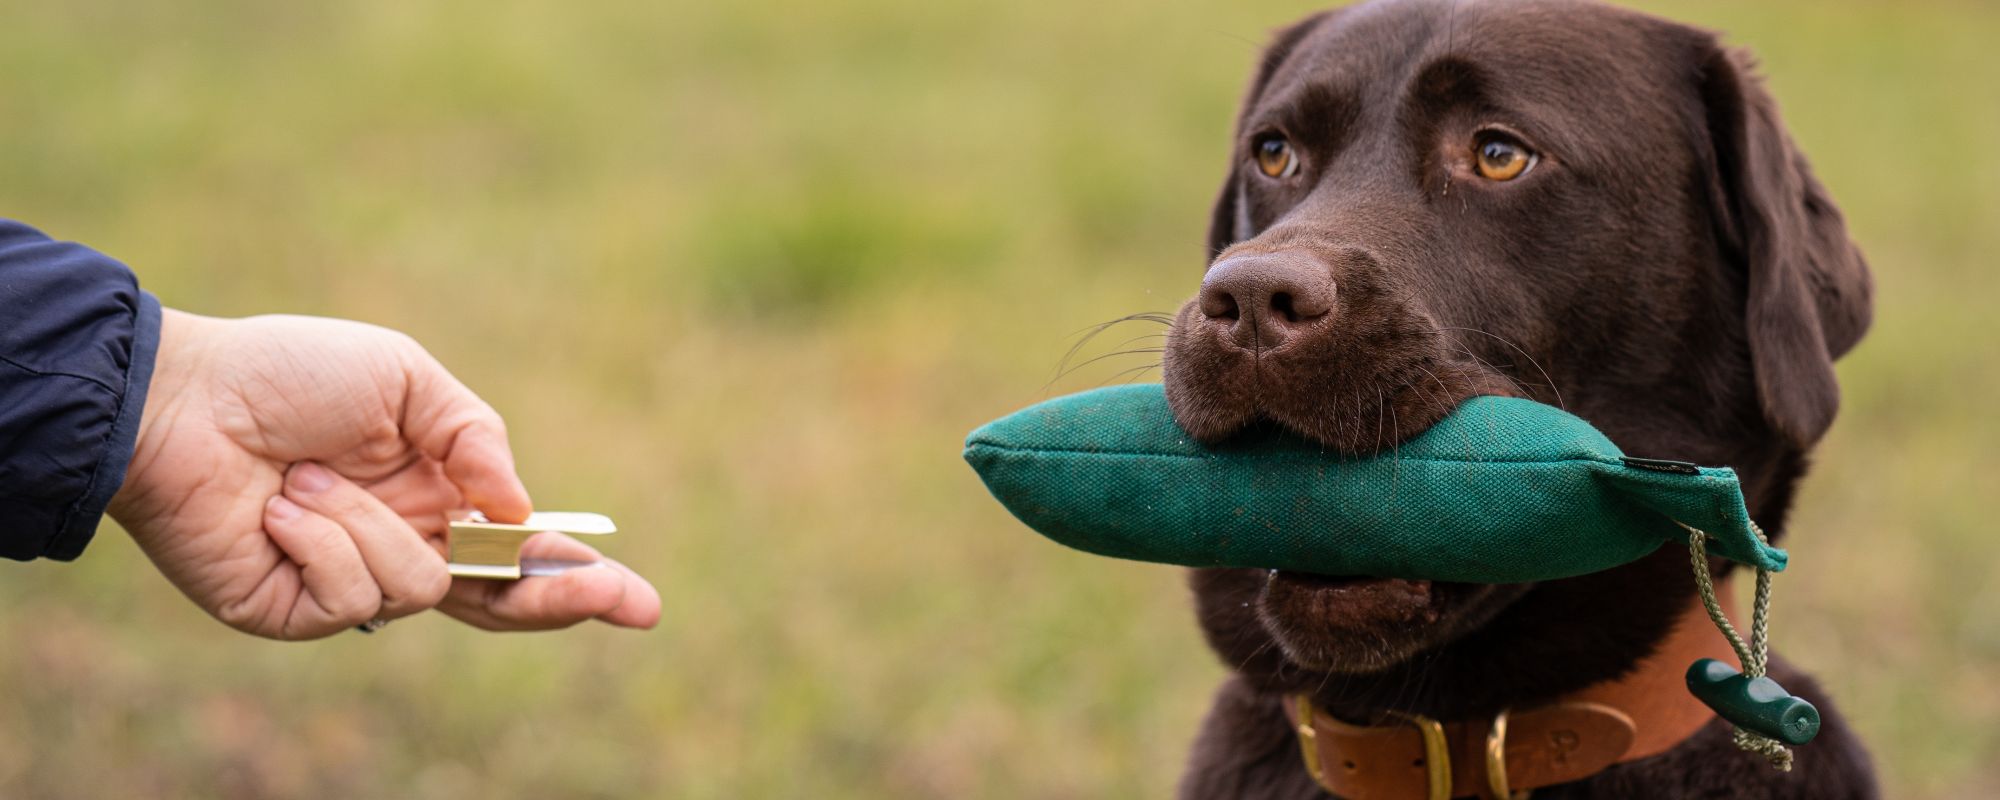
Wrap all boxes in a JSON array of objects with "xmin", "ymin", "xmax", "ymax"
[{"xmin": 1256, "ymin": 572, "xmax": 1526, "ymax": 675}]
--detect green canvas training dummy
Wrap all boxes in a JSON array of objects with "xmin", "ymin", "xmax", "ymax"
[
  {"xmin": 964, "ymin": 383, "xmax": 1819, "ymax": 767},
  {"xmin": 964, "ymin": 384, "xmax": 1781, "ymax": 582}
]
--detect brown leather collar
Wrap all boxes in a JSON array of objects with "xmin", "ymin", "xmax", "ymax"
[{"xmin": 1282, "ymin": 585, "xmax": 1736, "ymax": 799}]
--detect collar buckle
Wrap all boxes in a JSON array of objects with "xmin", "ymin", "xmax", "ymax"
[
  {"xmin": 1294, "ymin": 695, "xmax": 1454, "ymax": 800},
  {"xmin": 1293, "ymin": 698, "xmax": 1551, "ymax": 800}
]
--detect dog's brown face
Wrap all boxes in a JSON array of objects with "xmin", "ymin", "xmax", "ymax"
[{"xmin": 1162, "ymin": 0, "xmax": 1871, "ymax": 707}]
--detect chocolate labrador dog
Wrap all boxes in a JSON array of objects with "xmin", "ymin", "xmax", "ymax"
[{"xmin": 1159, "ymin": 1, "xmax": 1875, "ymax": 797}]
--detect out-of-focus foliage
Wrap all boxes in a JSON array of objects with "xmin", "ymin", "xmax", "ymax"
[{"xmin": 0, "ymin": 1, "xmax": 1993, "ymax": 797}]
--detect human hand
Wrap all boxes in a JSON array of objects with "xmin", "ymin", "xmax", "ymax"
[{"xmin": 108, "ymin": 310, "xmax": 661, "ymax": 639}]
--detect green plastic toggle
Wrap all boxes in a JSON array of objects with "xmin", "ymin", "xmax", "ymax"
[{"xmin": 1685, "ymin": 658, "xmax": 1821, "ymax": 746}]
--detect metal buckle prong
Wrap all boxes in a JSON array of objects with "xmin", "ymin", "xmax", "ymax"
[
  {"xmin": 1294, "ymin": 695, "xmax": 1329, "ymax": 789},
  {"xmin": 1485, "ymin": 708, "xmax": 1534, "ymax": 800}
]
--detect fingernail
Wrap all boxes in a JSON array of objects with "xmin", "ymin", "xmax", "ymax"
[
  {"xmin": 290, "ymin": 462, "xmax": 334, "ymax": 493},
  {"xmin": 268, "ymin": 495, "xmax": 303, "ymax": 521}
]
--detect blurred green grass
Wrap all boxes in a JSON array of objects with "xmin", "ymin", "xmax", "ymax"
[{"xmin": 1, "ymin": 0, "xmax": 1995, "ymax": 797}]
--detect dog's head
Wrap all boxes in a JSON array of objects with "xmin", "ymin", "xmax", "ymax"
[{"xmin": 1162, "ymin": 0, "xmax": 1871, "ymax": 711}]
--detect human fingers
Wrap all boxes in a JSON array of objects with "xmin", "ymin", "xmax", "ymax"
[
  {"xmin": 261, "ymin": 494, "xmax": 384, "ymax": 639},
  {"xmin": 283, "ymin": 462, "xmax": 452, "ymax": 621},
  {"xmin": 395, "ymin": 347, "xmax": 533, "ymax": 524},
  {"xmin": 437, "ymin": 533, "xmax": 657, "ymax": 631},
  {"xmin": 594, "ymin": 557, "xmax": 663, "ymax": 630},
  {"xmin": 513, "ymin": 531, "xmax": 662, "ymax": 629},
  {"xmin": 359, "ymin": 456, "xmax": 464, "ymax": 541}
]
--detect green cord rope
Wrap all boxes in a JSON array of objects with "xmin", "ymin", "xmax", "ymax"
[{"xmin": 1682, "ymin": 521, "xmax": 1794, "ymax": 771}]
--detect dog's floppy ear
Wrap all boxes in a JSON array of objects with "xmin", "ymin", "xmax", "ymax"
[
  {"xmin": 1696, "ymin": 44, "xmax": 1873, "ymax": 448},
  {"xmin": 1207, "ymin": 13, "xmax": 1329, "ymax": 260}
]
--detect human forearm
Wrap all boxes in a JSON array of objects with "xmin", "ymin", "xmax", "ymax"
[{"xmin": 0, "ymin": 220, "xmax": 159, "ymax": 561}]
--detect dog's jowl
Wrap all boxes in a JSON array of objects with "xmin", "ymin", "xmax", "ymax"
[{"xmin": 1162, "ymin": 1, "xmax": 1876, "ymax": 797}]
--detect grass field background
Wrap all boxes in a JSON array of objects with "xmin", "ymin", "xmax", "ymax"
[{"xmin": 2, "ymin": 1, "xmax": 1995, "ymax": 797}]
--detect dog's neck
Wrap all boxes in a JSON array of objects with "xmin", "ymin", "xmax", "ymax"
[
  {"xmin": 1283, "ymin": 584, "xmax": 1736, "ymax": 798},
  {"xmin": 1539, "ymin": 581, "xmax": 1735, "ymax": 757}
]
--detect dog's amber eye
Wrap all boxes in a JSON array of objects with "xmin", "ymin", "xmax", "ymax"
[
  {"xmin": 1254, "ymin": 135, "xmax": 1298, "ymax": 179},
  {"xmin": 1474, "ymin": 134, "xmax": 1535, "ymax": 181}
]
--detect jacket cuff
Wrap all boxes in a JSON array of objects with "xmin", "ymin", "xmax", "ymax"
[{"xmin": 42, "ymin": 290, "xmax": 161, "ymax": 561}]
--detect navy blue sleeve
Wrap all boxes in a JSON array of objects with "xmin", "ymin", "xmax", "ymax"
[{"xmin": 0, "ymin": 220, "xmax": 160, "ymax": 561}]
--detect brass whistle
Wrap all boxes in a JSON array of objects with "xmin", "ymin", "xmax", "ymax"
[{"xmin": 446, "ymin": 511, "xmax": 617, "ymax": 580}]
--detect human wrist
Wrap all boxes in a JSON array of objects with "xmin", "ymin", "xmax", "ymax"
[{"xmin": 108, "ymin": 308, "xmax": 225, "ymax": 522}]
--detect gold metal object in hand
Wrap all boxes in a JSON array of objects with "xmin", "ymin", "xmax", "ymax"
[{"xmin": 446, "ymin": 511, "xmax": 617, "ymax": 580}]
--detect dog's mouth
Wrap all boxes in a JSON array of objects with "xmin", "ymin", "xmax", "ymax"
[
  {"xmin": 1266, "ymin": 571, "xmax": 1439, "ymax": 619},
  {"xmin": 1160, "ymin": 301, "xmax": 1518, "ymax": 454}
]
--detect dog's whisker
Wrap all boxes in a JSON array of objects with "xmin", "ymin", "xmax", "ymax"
[
  {"xmin": 1237, "ymin": 633, "xmax": 1283, "ymax": 674},
  {"xmin": 1312, "ymin": 661, "xmax": 1339, "ymax": 698},
  {"xmin": 1069, "ymin": 332, "xmax": 1169, "ymax": 370},
  {"xmin": 1053, "ymin": 311, "xmax": 1176, "ymax": 386},
  {"xmin": 1059, "ymin": 311, "xmax": 1174, "ymax": 341},
  {"xmin": 1387, "ymin": 393, "xmax": 1402, "ymax": 499},
  {"xmin": 1374, "ymin": 385, "xmax": 1388, "ymax": 455},
  {"xmin": 1412, "ymin": 364, "xmax": 1479, "ymax": 459},
  {"xmin": 1088, "ymin": 362, "xmax": 1163, "ymax": 390},
  {"xmin": 1355, "ymin": 391, "xmax": 1370, "ymax": 448},
  {"xmin": 1439, "ymin": 340, "xmax": 1544, "ymax": 404},
  {"xmin": 1432, "ymin": 326, "xmax": 1564, "ymax": 409},
  {"xmin": 1443, "ymin": 343, "xmax": 1520, "ymax": 373},
  {"xmin": 1402, "ymin": 649, "xmax": 1442, "ymax": 716},
  {"xmin": 1397, "ymin": 368, "xmax": 1445, "ymax": 433},
  {"xmin": 1046, "ymin": 348, "xmax": 1167, "ymax": 389}
]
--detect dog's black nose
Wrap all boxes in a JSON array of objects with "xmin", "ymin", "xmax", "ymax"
[{"xmin": 1198, "ymin": 252, "xmax": 1336, "ymax": 349}]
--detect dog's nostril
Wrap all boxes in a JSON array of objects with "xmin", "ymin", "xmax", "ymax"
[
  {"xmin": 1199, "ymin": 286, "xmax": 1241, "ymax": 321},
  {"xmin": 1270, "ymin": 291, "xmax": 1296, "ymax": 322}
]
